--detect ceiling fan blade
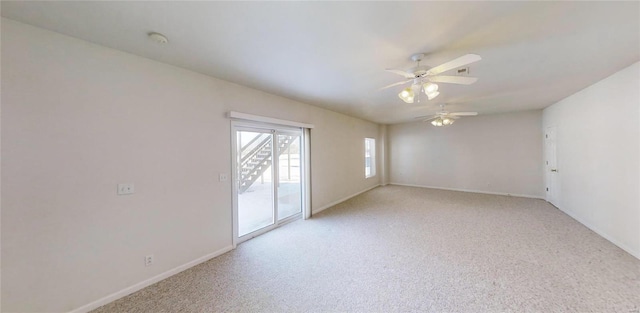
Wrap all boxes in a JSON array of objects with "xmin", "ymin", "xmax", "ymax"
[
  {"xmin": 380, "ymin": 79, "xmax": 412, "ymax": 90},
  {"xmin": 385, "ymin": 68, "xmax": 415, "ymax": 79},
  {"xmin": 450, "ymin": 112, "xmax": 478, "ymax": 116},
  {"xmin": 428, "ymin": 76, "xmax": 478, "ymax": 85},
  {"xmin": 414, "ymin": 115, "xmax": 437, "ymax": 121},
  {"xmin": 427, "ymin": 54, "xmax": 481, "ymax": 75}
]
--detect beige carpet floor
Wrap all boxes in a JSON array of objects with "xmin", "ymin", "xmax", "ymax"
[{"xmin": 93, "ymin": 185, "xmax": 640, "ymax": 313}]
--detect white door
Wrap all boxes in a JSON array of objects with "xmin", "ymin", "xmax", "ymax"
[{"xmin": 545, "ymin": 126, "xmax": 559, "ymax": 205}]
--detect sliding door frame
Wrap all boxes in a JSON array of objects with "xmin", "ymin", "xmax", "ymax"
[{"xmin": 231, "ymin": 120, "xmax": 309, "ymax": 247}]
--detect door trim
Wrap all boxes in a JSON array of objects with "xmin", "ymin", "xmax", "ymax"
[
  {"xmin": 228, "ymin": 111, "xmax": 314, "ymax": 129},
  {"xmin": 544, "ymin": 125, "xmax": 558, "ymax": 206}
]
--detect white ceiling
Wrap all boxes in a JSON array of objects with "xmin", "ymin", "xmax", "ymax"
[{"xmin": 2, "ymin": 1, "xmax": 639, "ymax": 124}]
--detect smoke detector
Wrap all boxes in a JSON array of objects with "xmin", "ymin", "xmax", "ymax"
[{"xmin": 148, "ymin": 32, "xmax": 168, "ymax": 44}]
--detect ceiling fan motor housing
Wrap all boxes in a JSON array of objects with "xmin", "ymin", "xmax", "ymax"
[{"xmin": 408, "ymin": 65, "xmax": 431, "ymax": 78}]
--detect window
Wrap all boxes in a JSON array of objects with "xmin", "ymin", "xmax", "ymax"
[{"xmin": 365, "ymin": 138, "xmax": 376, "ymax": 178}]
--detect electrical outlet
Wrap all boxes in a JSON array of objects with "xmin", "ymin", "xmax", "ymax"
[
  {"xmin": 117, "ymin": 183, "xmax": 135, "ymax": 195},
  {"xmin": 145, "ymin": 254, "xmax": 154, "ymax": 267},
  {"xmin": 219, "ymin": 173, "xmax": 228, "ymax": 182}
]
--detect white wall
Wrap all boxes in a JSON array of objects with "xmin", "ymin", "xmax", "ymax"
[
  {"xmin": 389, "ymin": 110, "xmax": 543, "ymax": 198},
  {"xmin": 1, "ymin": 19, "xmax": 381, "ymax": 312},
  {"xmin": 543, "ymin": 62, "xmax": 640, "ymax": 259}
]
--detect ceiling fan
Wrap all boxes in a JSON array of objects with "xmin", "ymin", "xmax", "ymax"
[
  {"xmin": 415, "ymin": 104, "xmax": 478, "ymax": 126},
  {"xmin": 383, "ymin": 53, "xmax": 481, "ymax": 103}
]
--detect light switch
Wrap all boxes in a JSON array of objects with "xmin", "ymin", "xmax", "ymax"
[
  {"xmin": 219, "ymin": 173, "xmax": 228, "ymax": 182},
  {"xmin": 117, "ymin": 183, "xmax": 135, "ymax": 195}
]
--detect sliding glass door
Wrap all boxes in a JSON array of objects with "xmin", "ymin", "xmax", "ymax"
[
  {"xmin": 237, "ymin": 129, "xmax": 275, "ymax": 236},
  {"xmin": 233, "ymin": 124, "xmax": 304, "ymax": 243},
  {"xmin": 277, "ymin": 132, "xmax": 302, "ymax": 220}
]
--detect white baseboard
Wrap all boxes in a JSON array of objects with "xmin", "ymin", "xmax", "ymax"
[
  {"xmin": 553, "ymin": 206, "xmax": 640, "ymax": 260},
  {"xmin": 389, "ymin": 182, "xmax": 544, "ymax": 199},
  {"xmin": 312, "ymin": 184, "xmax": 380, "ymax": 215},
  {"xmin": 69, "ymin": 245, "xmax": 234, "ymax": 313}
]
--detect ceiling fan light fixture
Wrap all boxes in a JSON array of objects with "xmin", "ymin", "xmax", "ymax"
[
  {"xmin": 398, "ymin": 87, "xmax": 415, "ymax": 103},
  {"xmin": 423, "ymin": 82, "xmax": 438, "ymax": 94},
  {"xmin": 431, "ymin": 116, "xmax": 454, "ymax": 127},
  {"xmin": 426, "ymin": 91, "xmax": 440, "ymax": 100}
]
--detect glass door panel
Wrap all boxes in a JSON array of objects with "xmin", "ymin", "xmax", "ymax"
[
  {"xmin": 237, "ymin": 130, "xmax": 274, "ymax": 236},
  {"xmin": 277, "ymin": 133, "xmax": 302, "ymax": 220}
]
